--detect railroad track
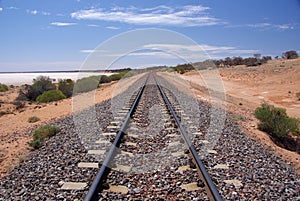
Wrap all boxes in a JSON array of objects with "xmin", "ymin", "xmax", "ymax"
[
  {"xmin": 1, "ymin": 73, "xmax": 299, "ymax": 200},
  {"xmin": 84, "ymin": 73, "xmax": 222, "ymax": 201}
]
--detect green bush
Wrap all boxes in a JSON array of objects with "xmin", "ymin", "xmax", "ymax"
[
  {"xmin": 0, "ymin": 83, "xmax": 9, "ymax": 92},
  {"xmin": 109, "ymin": 71, "xmax": 133, "ymax": 81},
  {"xmin": 24, "ymin": 85, "xmax": 41, "ymax": 101},
  {"xmin": 32, "ymin": 76, "xmax": 55, "ymax": 92},
  {"xmin": 171, "ymin": 64, "xmax": 194, "ymax": 74},
  {"xmin": 74, "ymin": 76, "xmax": 100, "ymax": 93},
  {"xmin": 24, "ymin": 76, "xmax": 56, "ymax": 101},
  {"xmin": 122, "ymin": 71, "xmax": 134, "ymax": 78},
  {"xmin": 99, "ymin": 75, "xmax": 111, "ymax": 84},
  {"xmin": 283, "ymin": 50, "xmax": 298, "ymax": 59},
  {"xmin": 28, "ymin": 138, "xmax": 44, "ymax": 149},
  {"xmin": 28, "ymin": 125, "xmax": 60, "ymax": 149},
  {"xmin": 255, "ymin": 102, "xmax": 300, "ymax": 137},
  {"xmin": 58, "ymin": 79, "xmax": 74, "ymax": 98},
  {"xmin": 28, "ymin": 116, "xmax": 40, "ymax": 123},
  {"xmin": 36, "ymin": 90, "xmax": 66, "ymax": 103},
  {"xmin": 109, "ymin": 73, "xmax": 124, "ymax": 81},
  {"xmin": 32, "ymin": 76, "xmax": 55, "ymax": 93}
]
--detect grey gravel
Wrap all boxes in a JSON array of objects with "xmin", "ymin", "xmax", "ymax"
[{"xmin": 0, "ymin": 74, "xmax": 299, "ymax": 201}]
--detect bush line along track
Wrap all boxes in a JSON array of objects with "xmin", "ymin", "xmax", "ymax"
[{"xmin": 85, "ymin": 73, "xmax": 223, "ymax": 201}]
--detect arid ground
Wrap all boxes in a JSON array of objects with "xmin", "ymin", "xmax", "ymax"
[
  {"xmin": 181, "ymin": 58, "xmax": 300, "ymax": 174},
  {"xmin": 0, "ymin": 58, "xmax": 299, "ymax": 178}
]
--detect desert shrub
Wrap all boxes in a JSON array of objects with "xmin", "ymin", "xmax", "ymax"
[
  {"xmin": 24, "ymin": 76, "xmax": 56, "ymax": 101},
  {"xmin": 99, "ymin": 75, "xmax": 112, "ymax": 83},
  {"xmin": 28, "ymin": 125, "xmax": 60, "ymax": 149},
  {"xmin": 109, "ymin": 71, "xmax": 134, "ymax": 81},
  {"xmin": 24, "ymin": 85, "xmax": 40, "ymax": 101},
  {"xmin": 36, "ymin": 90, "xmax": 66, "ymax": 103},
  {"xmin": 28, "ymin": 116, "xmax": 40, "ymax": 123},
  {"xmin": 255, "ymin": 102, "xmax": 300, "ymax": 137},
  {"xmin": 58, "ymin": 79, "xmax": 74, "ymax": 98},
  {"xmin": 12, "ymin": 101, "xmax": 25, "ymax": 110},
  {"xmin": 15, "ymin": 89, "xmax": 28, "ymax": 101},
  {"xmin": 170, "ymin": 64, "xmax": 194, "ymax": 74},
  {"xmin": 296, "ymin": 92, "xmax": 300, "ymax": 101},
  {"xmin": 244, "ymin": 57, "xmax": 261, "ymax": 66},
  {"xmin": 32, "ymin": 76, "xmax": 56, "ymax": 93},
  {"xmin": 122, "ymin": 71, "xmax": 135, "ymax": 78},
  {"xmin": 262, "ymin": 56, "xmax": 272, "ymax": 62},
  {"xmin": 109, "ymin": 73, "xmax": 124, "ymax": 81},
  {"xmin": 283, "ymin": 50, "xmax": 298, "ymax": 59},
  {"xmin": 0, "ymin": 110, "xmax": 7, "ymax": 117},
  {"xmin": 0, "ymin": 83, "xmax": 9, "ymax": 92},
  {"xmin": 74, "ymin": 76, "xmax": 100, "ymax": 93}
]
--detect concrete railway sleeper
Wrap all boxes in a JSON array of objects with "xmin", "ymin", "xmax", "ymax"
[{"xmin": 84, "ymin": 74, "xmax": 222, "ymax": 201}]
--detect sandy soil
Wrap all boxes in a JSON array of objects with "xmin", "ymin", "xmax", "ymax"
[
  {"xmin": 0, "ymin": 74, "xmax": 144, "ymax": 178},
  {"xmin": 180, "ymin": 58, "xmax": 300, "ymax": 174}
]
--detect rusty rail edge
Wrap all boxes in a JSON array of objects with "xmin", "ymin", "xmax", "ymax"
[
  {"xmin": 155, "ymin": 76, "xmax": 223, "ymax": 201},
  {"xmin": 84, "ymin": 76, "xmax": 148, "ymax": 201}
]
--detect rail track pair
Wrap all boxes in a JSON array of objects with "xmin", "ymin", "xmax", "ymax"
[{"xmin": 85, "ymin": 74, "xmax": 223, "ymax": 201}]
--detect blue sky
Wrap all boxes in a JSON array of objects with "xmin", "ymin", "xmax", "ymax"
[{"xmin": 0, "ymin": 0, "xmax": 299, "ymax": 72}]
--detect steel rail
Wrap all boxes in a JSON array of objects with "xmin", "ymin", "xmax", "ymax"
[
  {"xmin": 84, "ymin": 76, "xmax": 148, "ymax": 201},
  {"xmin": 155, "ymin": 76, "xmax": 223, "ymax": 201}
]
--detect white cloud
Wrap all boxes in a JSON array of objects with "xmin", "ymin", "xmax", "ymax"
[
  {"xmin": 80, "ymin": 50, "xmax": 94, "ymax": 53},
  {"xmin": 249, "ymin": 23, "xmax": 295, "ymax": 30},
  {"xmin": 41, "ymin": 11, "xmax": 50, "ymax": 16},
  {"xmin": 51, "ymin": 22, "xmax": 77, "ymax": 26},
  {"xmin": 71, "ymin": 5, "xmax": 223, "ymax": 27},
  {"xmin": 229, "ymin": 22, "xmax": 295, "ymax": 31},
  {"xmin": 0, "ymin": 7, "xmax": 3, "ymax": 11},
  {"xmin": 274, "ymin": 24, "xmax": 294, "ymax": 30},
  {"xmin": 88, "ymin": 24, "xmax": 99, "ymax": 27},
  {"xmin": 80, "ymin": 43, "xmax": 259, "ymax": 62},
  {"xmin": 143, "ymin": 43, "xmax": 259, "ymax": 59},
  {"xmin": 29, "ymin": 10, "xmax": 38, "ymax": 15},
  {"xmin": 26, "ymin": 9, "xmax": 50, "ymax": 16},
  {"xmin": 246, "ymin": 23, "xmax": 271, "ymax": 28},
  {"xmin": 7, "ymin": 6, "xmax": 18, "ymax": 10},
  {"xmin": 80, "ymin": 49, "xmax": 108, "ymax": 53},
  {"xmin": 106, "ymin": 26, "xmax": 120, "ymax": 30}
]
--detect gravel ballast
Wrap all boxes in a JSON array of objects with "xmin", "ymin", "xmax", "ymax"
[{"xmin": 0, "ymin": 74, "xmax": 299, "ymax": 200}]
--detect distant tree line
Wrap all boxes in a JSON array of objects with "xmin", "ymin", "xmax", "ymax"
[
  {"xmin": 105, "ymin": 68, "xmax": 132, "ymax": 73},
  {"xmin": 169, "ymin": 50, "xmax": 298, "ymax": 74},
  {"xmin": 213, "ymin": 54, "xmax": 272, "ymax": 67},
  {"xmin": 169, "ymin": 64, "xmax": 195, "ymax": 74}
]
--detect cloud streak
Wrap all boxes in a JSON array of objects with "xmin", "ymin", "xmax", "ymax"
[
  {"xmin": 71, "ymin": 5, "xmax": 224, "ymax": 27},
  {"xmin": 228, "ymin": 22, "xmax": 295, "ymax": 30},
  {"xmin": 80, "ymin": 43, "xmax": 259, "ymax": 61},
  {"xmin": 87, "ymin": 24, "xmax": 99, "ymax": 27},
  {"xmin": 7, "ymin": 6, "xmax": 18, "ymax": 10},
  {"xmin": 50, "ymin": 22, "xmax": 77, "ymax": 26},
  {"xmin": 26, "ymin": 9, "xmax": 50, "ymax": 16},
  {"xmin": 106, "ymin": 26, "xmax": 120, "ymax": 30},
  {"xmin": 142, "ymin": 44, "xmax": 259, "ymax": 60}
]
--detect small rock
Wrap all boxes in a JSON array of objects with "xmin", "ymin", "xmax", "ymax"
[{"xmin": 58, "ymin": 181, "xmax": 64, "ymax": 186}]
